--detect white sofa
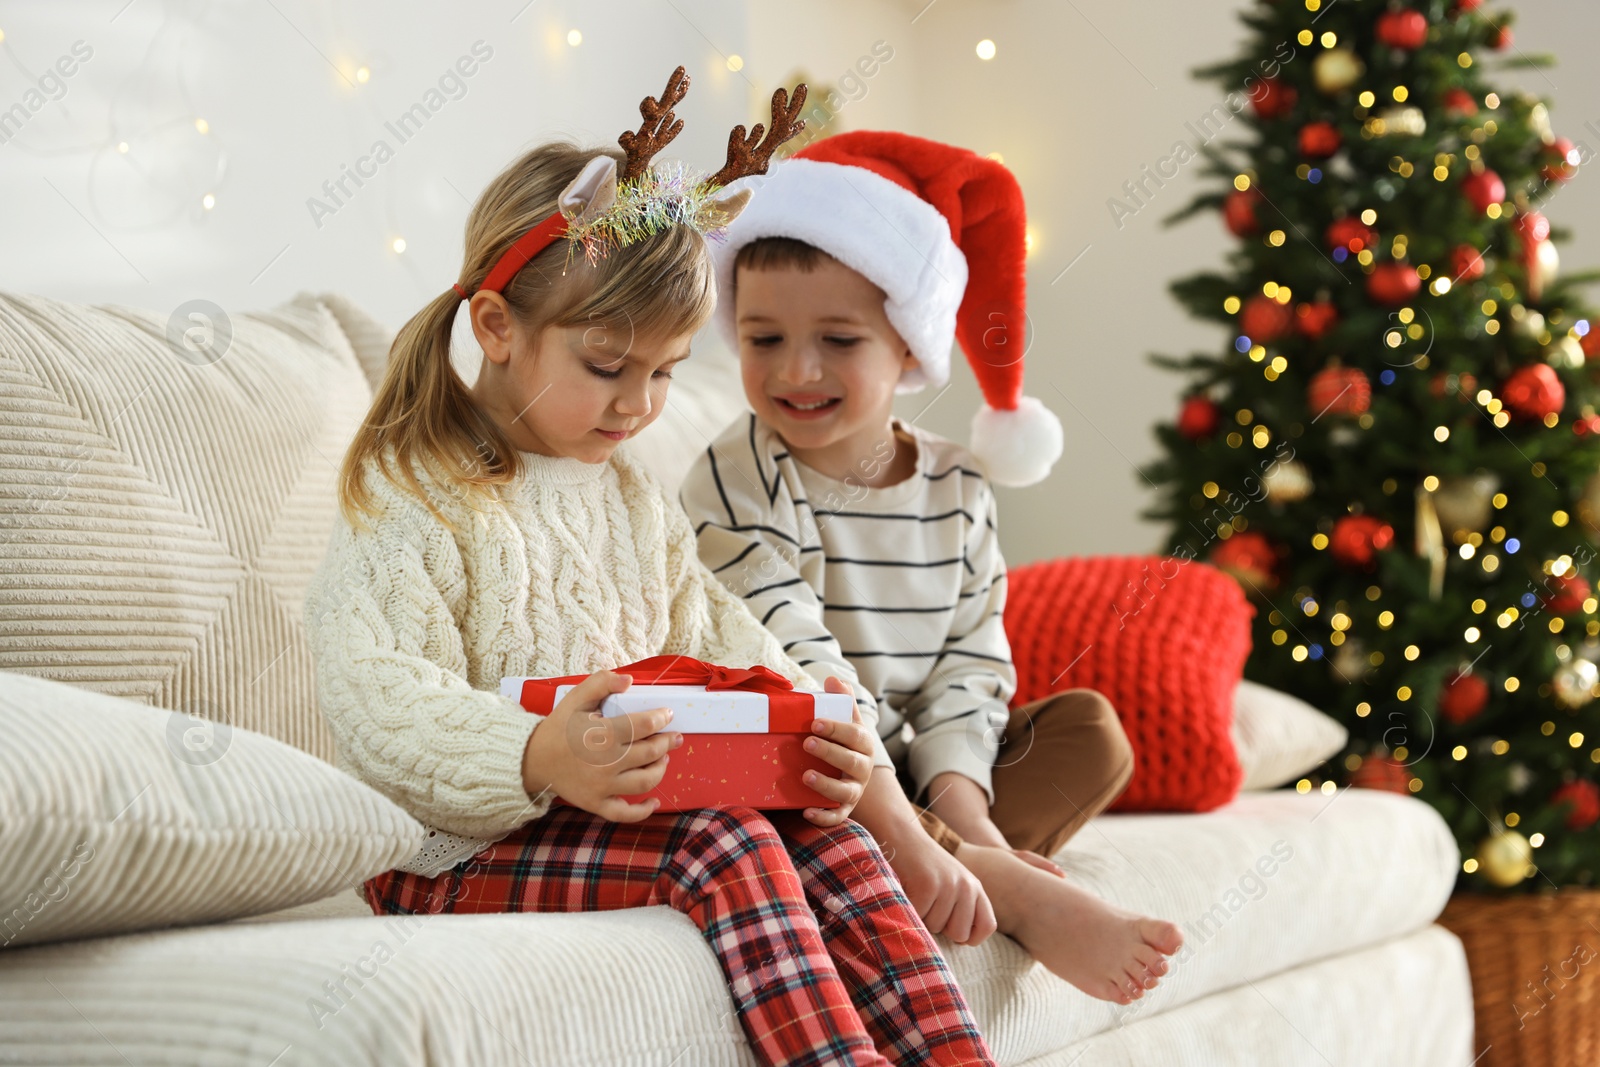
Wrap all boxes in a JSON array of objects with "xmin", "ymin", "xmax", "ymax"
[{"xmin": 0, "ymin": 289, "xmax": 1475, "ymax": 1065}]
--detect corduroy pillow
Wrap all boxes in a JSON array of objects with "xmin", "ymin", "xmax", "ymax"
[
  {"xmin": 0, "ymin": 290, "xmax": 382, "ymax": 763},
  {"xmin": 0, "ymin": 670, "xmax": 424, "ymax": 947},
  {"xmin": 1003, "ymin": 555, "xmax": 1254, "ymax": 812}
]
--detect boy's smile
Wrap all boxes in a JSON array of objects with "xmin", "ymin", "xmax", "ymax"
[{"xmin": 735, "ymin": 256, "xmax": 921, "ymax": 485}]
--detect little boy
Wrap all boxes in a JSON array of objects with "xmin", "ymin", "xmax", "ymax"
[{"xmin": 679, "ymin": 131, "xmax": 1182, "ymax": 1005}]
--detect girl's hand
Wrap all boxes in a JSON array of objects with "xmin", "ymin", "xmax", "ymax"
[
  {"xmin": 799, "ymin": 677, "xmax": 876, "ymax": 827},
  {"xmin": 520, "ymin": 670, "xmax": 681, "ymax": 823}
]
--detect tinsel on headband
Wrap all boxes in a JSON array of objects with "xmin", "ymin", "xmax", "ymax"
[{"xmin": 563, "ymin": 160, "xmax": 737, "ymax": 267}]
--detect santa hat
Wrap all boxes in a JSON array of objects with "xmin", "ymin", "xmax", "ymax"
[{"xmin": 708, "ymin": 130, "xmax": 1064, "ymax": 488}]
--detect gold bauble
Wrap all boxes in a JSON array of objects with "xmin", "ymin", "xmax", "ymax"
[
  {"xmin": 1553, "ymin": 658, "xmax": 1598, "ymax": 708},
  {"xmin": 1263, "ymin": 459, "xmax": 1313, "ymax": 503},
  {"xmin": 1577, "ymin": 471, "xmax": 1600, "ymax": 541},
  {"xmin": 1331, "ymin": 637, "xmax": 1367, "ymax": 682},
  {"xmin": 1476, "ymin": 830, "xmax": 1534, "ymax": 887},
  {"xmin": 1551, "ymin": 335, "xmax": 1586, "ymax": 370},
  {"xmin": 1314, "ymin": 48, "xmax": 1365, "ymax": 94},
  {"xmin": 1371, "ymin": 106, "xmax": 1427, "ymax": 137},
  {"xmin": 1526, "ymin": 97, "xmax": 1554, "ymax": 142},
  {"xmin": 1535, "ymin": 238, "xmax": 1560, "ymax": 294},
  {"xmin": 1431, "ymin": 471, "xmax": 1500, "ymax": 536},
  {"xmin": 1512, "ymin": 307, "xmax": 1546, "ymax": 339}
]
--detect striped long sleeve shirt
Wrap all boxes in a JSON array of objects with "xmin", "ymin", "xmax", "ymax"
[{"xmin": 679, "ymin": 412, "xmax": 1017, "ymax": 803}]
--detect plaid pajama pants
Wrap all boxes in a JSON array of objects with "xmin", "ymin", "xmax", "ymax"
[{"xmin": 363, "ymin": 805, "xmax": 995, "ymax": 1067}]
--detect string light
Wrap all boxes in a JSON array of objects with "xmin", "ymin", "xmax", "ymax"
[
  {"xmin": 976, "ymin": 39, "xmax": 997, "ymax": 60},
  {"xmin": 567, "ymin": 29, "xmax": 583, "ymax": 46}
]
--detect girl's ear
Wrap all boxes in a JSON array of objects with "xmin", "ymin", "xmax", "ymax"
[{"xmin": 470, "ymin": 292, "xmax": 516, "ymax": 365}]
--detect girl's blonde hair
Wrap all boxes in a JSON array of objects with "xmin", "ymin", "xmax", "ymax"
[{"xmin": 338, "ymin": 140, "xmax": 718, "ymax": 531}]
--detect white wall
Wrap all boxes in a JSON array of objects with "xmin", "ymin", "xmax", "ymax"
[{"xmin": 3, "ymin": 0, "xmax": 1597, "ymax": 565}]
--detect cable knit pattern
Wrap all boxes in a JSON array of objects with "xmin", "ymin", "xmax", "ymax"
[
  {"xmin": 303, "ymin": 442, "xmax": 819, "ymax": 877},
  {"xmin": 1003, "ymin": 555, "xmax": 1253, "ymax": 813}
]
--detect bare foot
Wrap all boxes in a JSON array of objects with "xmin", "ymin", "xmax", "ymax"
[{"xmin": 956, "ymin": 841, "xmax": 1183, "ymax": 1005}]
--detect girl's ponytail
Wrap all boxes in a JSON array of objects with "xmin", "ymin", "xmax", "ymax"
[{"xmin": 337, "ymin": 282, "xmax": 503, "ymax": 533}]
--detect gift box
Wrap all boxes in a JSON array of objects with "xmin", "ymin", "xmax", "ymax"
[{"xmin": 501, "ymin": 656, "xmax": 855, "ymax": 812}]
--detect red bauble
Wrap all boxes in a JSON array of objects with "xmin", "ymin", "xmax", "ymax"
[
  {"xmin": 1308, "ymin": 365, "xmax": 1371, "ymax": 416},
  {"xmin": 1295, "ymin": 301, "xmax": 1340, "ymax": 340},
  {"xmin": 1452, "ymin": 244, "xmax": 1487, "ymax": 282},
  {"xmin": 1350, "ymin": 755, "xmax": 1411, "ymax": 794},
  {"xmin": 1552, "ymin": 780, "xmax": 1600, "ymax": 831},
  {"xmin": 1454, "ymin": 0, "xmax": 1484, "ymax": 12},
  {"xmin": 1329, "ymin": 514, "xmax": 1394, "ymax": 569},
  {"xmin": 1178, "ymin": 395, "xmax": 1221, "ymax": 440},
  {"xmin": 1208, "ymin": 531, "xmax": 1279, "ymax": 590},
  {"xmin": 1252, "ymin": 77, "xmax": 1298, "ymax": 120},
  {"xmin": 1582, "ymin": 328, "xmax": 1600, "ymax": 361},
  {"xmin": 1366, "ymin": 262, "xmax": 1422, "ymax": 305},
  {"xmin": 1239, "ymin": 294, "xmax": 1294, "ymax": 343},
  {"xmin": 1326, "ymin": 216, "xmax": 1377, "ymax": 253},
  {"xmin": 1439, "ymin": 670, "xmax": 1490, "ymax": 725},
  {"xmin": 1501, "ymin": 364, "xmax": 1565, "ymax": 420},
  {"xmin": 1541, "ymin": 138, "xmax": 1580, "ymax": 184},
  {"xmin": 1442, "ymin": 88, "xmax": 1479, "ymax": 117},
  {"xmin": 1376, "ymin": 9, "xmax": 1429, "ymax": 50},
  {"xmin": 1462, "ymin": 169, "xmax": 1506, "ymax": 212},
  {"xmin": 1491, "ymin": 24, "xmax": 1512, "ymax": 50},
  {"xmin": 1223, "ymin": 188, "xmax": 1261, "ymax": 237},
  {"xmin": 1544, "ymin": 574, "xmax": 1592, "ymax": 615},
  {"xmin": 1298, "ymin": 121, "xmax": 1342, "ymax": 158},
  {"xmin": 1574, "ymin": 414, "xmax": 1600, "ymax": 437}
]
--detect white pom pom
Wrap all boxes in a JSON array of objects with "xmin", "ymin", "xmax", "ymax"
[{"xmin": 969, "ymin": 395, "xmax": 1064, "ymax": 488}]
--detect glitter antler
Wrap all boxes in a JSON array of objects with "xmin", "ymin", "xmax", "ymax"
[
  {"xmin": 704, "ymin": 83, "xmax": 809, "ymax": 189},
  {"xmin": 618, "ymin": 65, "xmax": 691, "ymax": 181}
]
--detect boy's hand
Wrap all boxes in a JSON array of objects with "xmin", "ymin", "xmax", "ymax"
[
  {"xmin": 887, "ymin": 825, "xmax": 998, "ymax": 946},
  {"xmin": 798, "ymin": 677, "xmax": 876, "ymax": 827},
  {"xmin": 520, "ymin": 670, "xmax": 682, "ymax": 823}
]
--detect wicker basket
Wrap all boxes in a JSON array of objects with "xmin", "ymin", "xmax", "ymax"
[{"xmin": 1437, "ymin": 888, "xmax": 1600, "ymax": 1067}]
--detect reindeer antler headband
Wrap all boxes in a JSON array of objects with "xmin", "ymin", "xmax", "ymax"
[{"xmin": 452, "ymin": 66, "xmax": 807, "ymax": 300}]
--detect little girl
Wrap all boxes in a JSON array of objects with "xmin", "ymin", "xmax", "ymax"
[{"xmin": 304, "ymin": 69, "xmax": 997, "ymax": 1067}]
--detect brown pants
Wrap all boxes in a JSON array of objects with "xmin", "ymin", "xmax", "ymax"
[{"xmin": 901, "ymin": 688, "xmax": 1135, "ymax": 859}]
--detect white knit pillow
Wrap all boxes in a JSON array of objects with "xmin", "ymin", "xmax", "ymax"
[
  {"xmin": 0, "ymin": 670, "xmax": 423, "ymax": 948},
  {"xmin": 1231, "ymin": 678, "xmax": 1349, "ymax": 791},
  {"xmin": 0, "ymin": 289, "xmax": 378, "ymax": 763}
]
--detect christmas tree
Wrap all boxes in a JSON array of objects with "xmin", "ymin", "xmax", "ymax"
[{"xmin": 1141, "ymin": 0, "xmax": 1600, "ymax": 893}]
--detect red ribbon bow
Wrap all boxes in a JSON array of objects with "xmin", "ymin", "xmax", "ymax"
[{"xmin": 513, "ymin": 655, "xmax": 814, "ymax": 731}]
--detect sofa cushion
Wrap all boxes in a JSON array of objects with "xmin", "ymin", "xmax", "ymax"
[
  {"xmin": 1232, "ymin": 678, "xmax": 1349, "ymax": 791},
  {"xmin": 0, "ymin": 670, "xmax": 423, "ymax": 948},
  {"xmin": 1004, "ymin": 555, "xmax": 1253, "ymax": 812},
  {"xmin": 1053, "ymin": 924, "xmax": 1472, "ymax": 1066},
  {"xmin": 0, "ymin": 290, "xmax": 375, "ymax": 762},
  {"xmin": 0, "ymin": 789, "xmax": 1458, "ymax": 1063},
  {"xmin": 953, "ymin": 788, "xmax": 1460, "ymax": 1059}
]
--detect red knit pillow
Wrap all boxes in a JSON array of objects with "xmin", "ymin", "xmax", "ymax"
[{"xmin": 1003, "ymin": 555, "xmax": 1253, "ymax": 813}]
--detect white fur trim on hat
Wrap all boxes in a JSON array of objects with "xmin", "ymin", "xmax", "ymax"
[
  {"xmin": 970, "ymin": 395, "xmax": 1064, "ymax": 488},
  {"xmin": 709, "ymin": 157, "xmax": 967, "ymax": 394}
]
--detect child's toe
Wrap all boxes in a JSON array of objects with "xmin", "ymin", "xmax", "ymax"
[{"xmin": 1141, "ymin": 917, "xmax": 1184, "ymax": 955}]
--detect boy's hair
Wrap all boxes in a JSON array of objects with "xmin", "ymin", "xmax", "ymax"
[
  {"xmin": 338, "ymin": 140, "xmax": 718, "ymax": 532},
  {"xmin": 733, "ymin": 236, "xmax": 835, "ymax": 275}
]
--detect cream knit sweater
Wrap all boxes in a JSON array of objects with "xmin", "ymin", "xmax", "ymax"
[{"xmin": 303, "ymin": 443, "xmax": 821, "ymax": 877}]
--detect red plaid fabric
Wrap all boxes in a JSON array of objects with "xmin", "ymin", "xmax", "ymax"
[{"xmin": 365, "ymin": 805, "xmax": 994, "ymax": 1067}]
